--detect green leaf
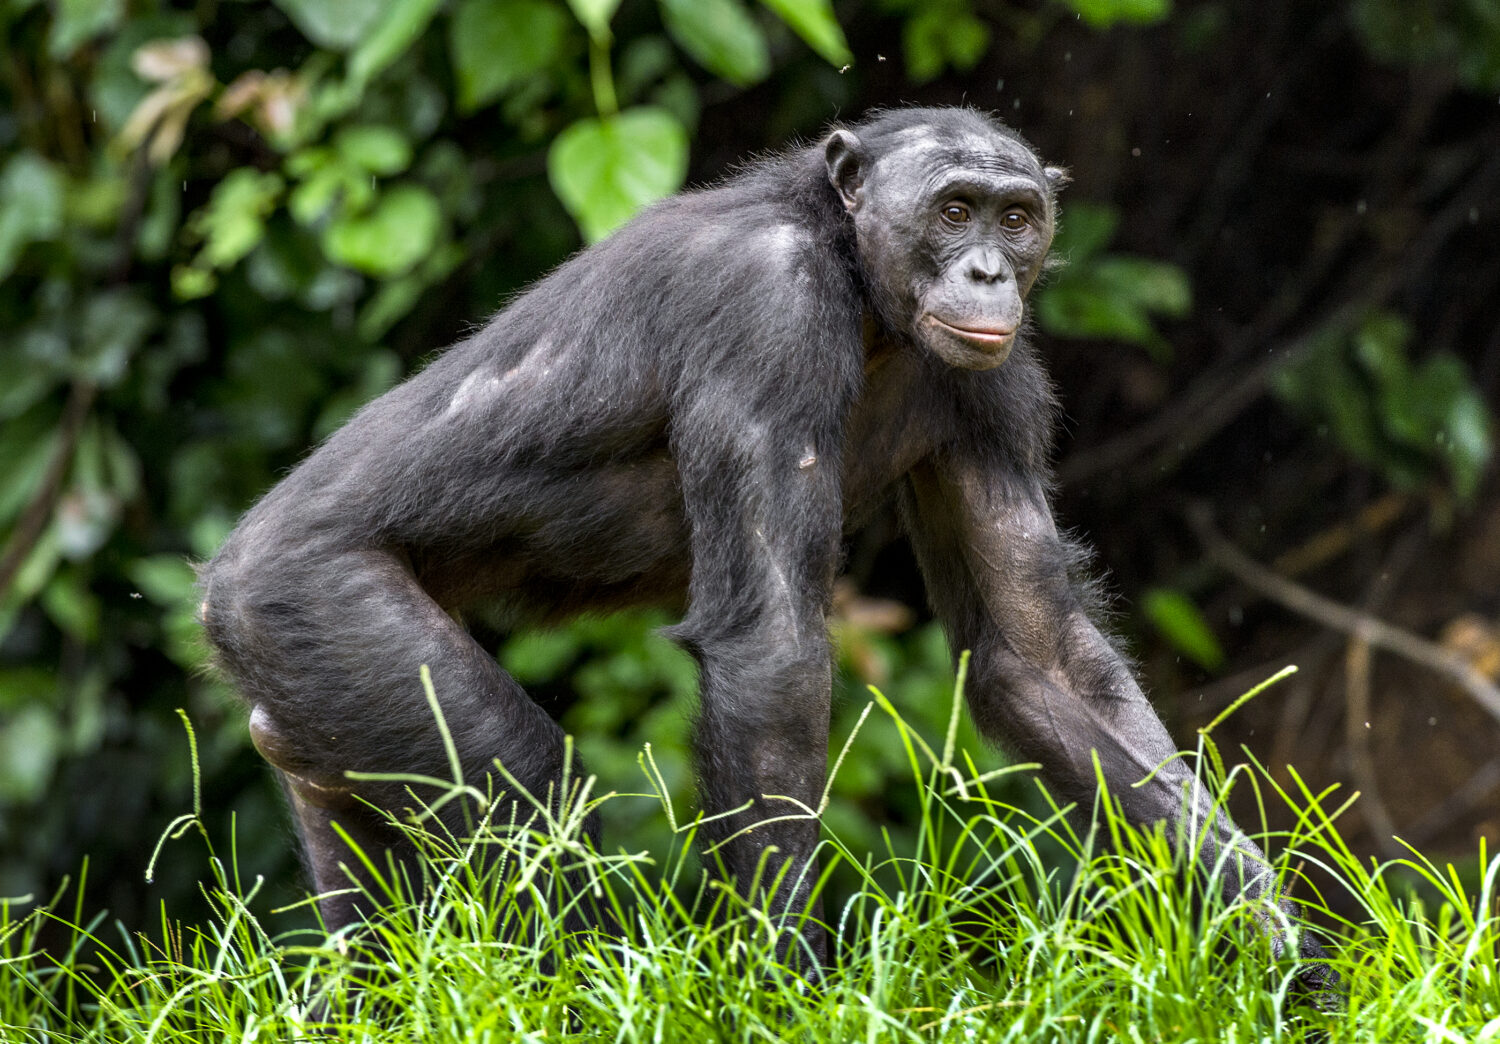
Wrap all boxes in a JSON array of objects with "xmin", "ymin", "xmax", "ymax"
[
  {"xmin": 1091, "ymin": 256, "xmax": 1191, "ymax": 318},
  {"xmin": 502, "ymin": 629, "xmax": 583, "ymax": 682},
  {"xmin": 78, "ymin": 290, "xmax": 156, "ymax": 387},
  {"xmin": 48, "ymin": 0, "xmax": 124, "ymax": 57},
  {"xmin": 903, "ymin": 7, "xmax": 990, "ymax": 83},
  {"xmin": 1051, "ymin": 201, "xmax": 1118, "ymax": 263},
  {"xmin": 193, "ymin": 169, "xmax": 284, "ymax": 269},
  {"xmin": 0, "ymin": 152, "xmax": 64, "ymax": 280},
  {"xmin": 0, "ymin": 706, "xmax": 61, "ymax": 801},
  {"xmin": 335, "ymin": 124, "xmax": 413, "ymax": 175},
  {"xmin": 1063, "ymin": 0, "xmax": 1173, "ymax": 29},
  {"xmin": 322, "ymin": 183, "xmax": 442, "ymax": 275},
  {"xmin": 547, "ymin": 107, "xmax": 688, "ymax": 242},
  {"xmin": 450, "ymin": 0, "xmax": 573, "ymax": 113},
  {"xmin": 1273, "ymin": 311, "xmax": 1493, "ymax": 501},
  {"xmin": 1142, "ymin": 588, "xmax": 1224, "ymax": 672},
  {"xmin": 1352, "ymin": 0, "xmax": 1500, "ymax": 91},
  {"xmin": 127, "ymin": 555, "xmax": 199, "ymax": 607},
  {"xmin": 271, "ymin": 0, "xmax": 386, "ymax": 50},
  {"xmin": 760, "ymin": 0, "xmax": 852, "ymax": 65},
  {"xmin": 659, "ymin": 0, "xmax": 770, "ymax": 86},
  {"xmin": 565, "ymin": 0, "xmax": 623, "ymax": 41},
  {"xmin": 347, "ymin": 0, "xmax": 446, "ymax": 87}
]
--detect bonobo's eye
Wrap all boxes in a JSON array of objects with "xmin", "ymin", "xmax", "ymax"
[
  {"xmin": 939, "ymin": 202, "xmax": 971, "ymax": 227},
  {"xmin": 1000, "ymin": 208, "xmax": 1031, "ymax": 233}
]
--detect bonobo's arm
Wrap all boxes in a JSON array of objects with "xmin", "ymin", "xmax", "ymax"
[
  {"xmin": 900, "ymin": 448, "xmax": 1337, "ymax": 989},
  {"xmin": 663, "ymin": 303, "xmax": 863, "ymax": 966}
]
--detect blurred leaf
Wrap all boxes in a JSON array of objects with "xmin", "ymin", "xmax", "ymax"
[
  {"xmin": 1063, "ymin": 0, "xmax": 1173, "ymax": 29},
  {"xmin": 48, "ymin": 0, "xmax": 123, "ymax": 57},
  {"xmin": 548, "ymin": 107, "xmax": 688, "ymax": 242},
  {"xmin": 127, "ymin": 555, "xmax": 199, "ymax": 607},
  {"xmin": 1142, "ymin": 588, "xmax": 1224, "ymax": 671},
  {"xmin": 1037, "ymin": 202, "xmax": 1190, "ymax": 358},
  {"xmin": 0, "ymin": 707, "xmax": 61, "ymax": 802},
  {"xmin": 503, "ymin": 630, "xmax": 585, "ymax": 682},
  {"xmin": 0, "ymin": 152, "xmax": 65, "ymax": 280},
  {"xmin": 271, "ymin": 0, "xmax": 386, "ymax": 50},
  {"xmin": 1051, "ymin": 201, "xmax": 1118, "ymax": 263},
  {"xmin": 78, "ymin": 291, "xmax": 155, "ymax": 387},
  {"xmin": 760, "ymin": 0, "xmax": 852, "ymax": 65},
  {"xmin": 41, "ymin": 569, "xmax": 100, "ymax": 643},
  {"xmin": 450, "ymin": 0, "xmax": 573, "ymax": 113},
  {"xmin": 1353, "ymin": 0, "xmax": 1500, "ymax": 91},
  {"xmin": 192, "ymin": 169, "xmax": 285, "ymax": 269},
  {"xmin": 618, "ymin": 35, "xmax": 677, "ymax": 100},
  {"xmin": 903, "ymin": 7, "xmax": 990, "ymax": 83},
  {"xmin": 0, "ymin": 353, "xmax": 60, "ymax": 419},
  {"xmin": 322, "ymin": 183, "xmax": 443, "ymax": 275},
  {"xmin": 334, "ymin": 124, "xmax": 413, "ymax": 175},
  {"xmin": 1092, "ymin": 257, "xmax": 1191, "ymax": 317},
  {"xmin": 660, "ymin": 0, "xmax": 770, "ymax": 86},
  {"xmin": 565, "ymin": 0, "xmax": 623, "ymax": 41},
  {"xmin": 1274, "ymin": 311, "xmax": 1493, "ymax": 501},
  {"xmin": 347, "ymin": 0, "xmax": 446, "ymax": 88}
]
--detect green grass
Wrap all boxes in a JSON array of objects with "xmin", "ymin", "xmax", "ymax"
[{"xmin": 3, "ymin": 682, "xmax": 1498, "ymax": 1043}]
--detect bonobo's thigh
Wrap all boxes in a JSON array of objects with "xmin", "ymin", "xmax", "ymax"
[{"xmin": 203, "ymin": 542, "xmax": 576, "ymax": 928}]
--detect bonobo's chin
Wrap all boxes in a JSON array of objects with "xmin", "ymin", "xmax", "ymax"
[{"xmin": 920, "ymin": 315, "xmax": 1016, "ymax": 370}]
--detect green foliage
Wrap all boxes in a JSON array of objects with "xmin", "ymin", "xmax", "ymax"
[
  {"xmin": 760, "ymin": 0, "xmax": 853, "ymax": 66},
  {"xmin": 271, "ymin": 0, "xmax": 388, "ymax": 51},
  {"xmin": 547, "ymin": 107, "xmax": 690, "ymax": 242},
  {"xmin": 324, "ymin": 183, "xmax": 444, "ymax": 275},
  {"xmin": 660, "ymin": 0, "xmax": 771, "ymax": 86},
  {"xmin": 1037, "ymin": 201, "xmax": 1192, "ymax": 358},
  {"xmin": 1063, "ymin": 0, "xmax": 1174, "ymax": 28},
  {"xmin": 450, "ymin": 0, "xmax": 575, "ymax": 113},
  {"xmin": 1274, "ymin": 312, "xmax": 1493, "ymax": 500},
  {"xmin": 1352, "ymin": 0, "xmax": 1500, "ymax": 90},
  {"xmin": 0, "ymin": 153, "xmax": 64, "ymax": 280},
  {"xmin": 903, "ymin": 3, "xmax": 991, "ymax": 83},
  {"xmin": 565, "ymin": 0, "xmax": 624, "ymax": 42},
  {"xmin": 1141, "ymin": 587, "xmax": 1225, "ymax": 671}
]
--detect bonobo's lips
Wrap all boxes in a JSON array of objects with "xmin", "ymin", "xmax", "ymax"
[{"xmin": 925, "ymin": 315, "xmax": 1017, "ymax": 352}]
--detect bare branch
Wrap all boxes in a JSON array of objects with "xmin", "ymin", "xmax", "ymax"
[{"xmin": 1187, "ymin": 504, "xmax": 1500, "ymax": 729}]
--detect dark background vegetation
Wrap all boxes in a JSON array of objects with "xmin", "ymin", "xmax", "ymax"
[{"xmin": 1, "ymin": 0, "xmax": 1497, "ymax": 935}]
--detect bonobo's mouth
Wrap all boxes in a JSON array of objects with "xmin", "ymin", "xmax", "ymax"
[{"xmin": 924, "ymin": 315, "xmax": 1017, "ymax": 352}]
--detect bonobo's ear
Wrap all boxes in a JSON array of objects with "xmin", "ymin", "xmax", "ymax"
[
  {"xmin": 824, "ymin": 129, "xmax": 865, "ymax": 212},
  {"xmin": 1044, "ymin": 166, "xmax": 1070, "ymax": 193}
]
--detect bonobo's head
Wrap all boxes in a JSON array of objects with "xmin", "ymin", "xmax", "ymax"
[{"xmin": 824, "ymin": 108, "xmax": 1065, "ymax": 370}]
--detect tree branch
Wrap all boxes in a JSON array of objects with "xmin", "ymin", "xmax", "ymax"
[{"xmin": 1187, "ymin": 504, "xmax": 1500, "ymax": 729}]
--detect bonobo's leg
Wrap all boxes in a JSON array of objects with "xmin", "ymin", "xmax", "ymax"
[
  {"xmin": 901, "ymin": 454, "xmax": 1338, "ymax": 993},
  {"xmin": 665, "ymin": 371, "xmax": 854, "ymax": 969},
  {"xmin": 202, "ymin": 537, "xmax": 591, "ymax": 930}
]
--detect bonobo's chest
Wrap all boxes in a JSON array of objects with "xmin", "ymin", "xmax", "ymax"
[{"xmin": 839, "ymin": 342, "xmax": 943, "ymax": 520}]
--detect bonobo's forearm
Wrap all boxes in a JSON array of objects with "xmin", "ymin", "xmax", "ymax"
[{"xmin": 971, "ymin": 635, "xmax": 1282, "ymax": 909}]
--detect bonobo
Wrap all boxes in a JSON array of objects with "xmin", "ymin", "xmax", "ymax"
[{"xmin": 202, "ymin": 106, "xmax": 1333, "ymax": 987}]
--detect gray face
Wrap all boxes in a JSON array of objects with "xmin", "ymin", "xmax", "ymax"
[{"xmin": 826, "ymin": 122, "xmax": 1060, "ymax": 370}]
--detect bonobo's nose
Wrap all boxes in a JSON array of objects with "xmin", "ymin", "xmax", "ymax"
[{"xmin": 967, "ymin": 246, "xmax": 1009, "ymax": 284}]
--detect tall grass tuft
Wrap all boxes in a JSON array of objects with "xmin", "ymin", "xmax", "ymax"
[{"xmin": 3, "ymin": 673, "xmax": 1497, "ymax": 1041}]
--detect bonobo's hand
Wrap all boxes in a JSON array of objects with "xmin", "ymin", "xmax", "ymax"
[{"xmin": 1263, "ymin": 901, "xmax": 1343, "ymax": 1010}]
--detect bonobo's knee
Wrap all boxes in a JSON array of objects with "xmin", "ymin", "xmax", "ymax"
[{"xmin": 248, "ymin": 704, "xmax": 357, "ymax": 810}]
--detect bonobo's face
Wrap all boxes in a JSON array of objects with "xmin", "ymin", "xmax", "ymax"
[{"xmin": 825, "ymin": 119, "xmax": 1063, "ymax": 370}]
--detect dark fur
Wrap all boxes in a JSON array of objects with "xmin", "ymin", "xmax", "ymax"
[{"xmin": 202, "ymin": 107, "xmax": 1333, "ymax": 986}]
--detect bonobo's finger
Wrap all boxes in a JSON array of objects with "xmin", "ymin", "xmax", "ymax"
[{"xmin": 1290, "ymin": 931, "xmax": 1345, "ymax": 1011}]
